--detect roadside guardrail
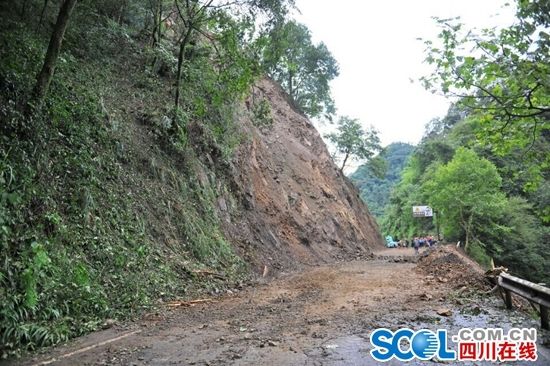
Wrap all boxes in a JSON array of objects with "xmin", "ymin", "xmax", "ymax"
[{"xmin": 498, "ymin": 272, "xmax": 550, "ymax": 330}]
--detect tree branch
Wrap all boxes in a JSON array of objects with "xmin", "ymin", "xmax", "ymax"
[
  {"xmin": 454, "ymin": 71, "xmax": 550, "ymax": 118},
  {"xmin": 195, "ymin": 27, "xmax": 221, "ymax": 58},
  {"xmin": 523, "ymin": 119, "xmax": 539, "ymax": 157},
  {"xmin": 174, "ymin": 0, "xmax": 189, "ymax": 27}
]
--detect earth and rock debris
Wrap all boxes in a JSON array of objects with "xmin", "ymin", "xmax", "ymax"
[
  {"xmin": 220, "ymin": 79, "xmax": 385, "ymax": 273},
  {"xmin": 417, "ymin": 245, "xmax": 489, "ymax": 290},
  {"xmin": 15, "ymin": 246, "xmax": 550, "ymax": 366}
]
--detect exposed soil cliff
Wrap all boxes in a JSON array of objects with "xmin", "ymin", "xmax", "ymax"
[{"xmin": 220, "ymin": 79, "xmax": 384, "ymax": 272}]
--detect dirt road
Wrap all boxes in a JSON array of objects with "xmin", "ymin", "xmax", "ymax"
[{"xmin": 19, "ymin": 247, "xmax": 550, "ymax": 365}]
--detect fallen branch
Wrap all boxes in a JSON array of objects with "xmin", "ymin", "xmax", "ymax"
[
  {"xmin": 166, "ymin": 298, "xmax": 217, "ymax": 308},
  {"xmin": 33, "ymin": 329, "xmax": 142, "ymax": 366},
  {"xmin": 192, "ymin": 269, "xmax": 226, "ymax": 280}
]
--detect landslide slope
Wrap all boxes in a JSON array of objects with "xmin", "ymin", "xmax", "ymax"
[
  {"xmin": 222, "ymin": 79, "xmax": 384, "ymax": 271},
  {"xmin": 0, "ymin": 12, "xmax": 382, "ymax": 355}
]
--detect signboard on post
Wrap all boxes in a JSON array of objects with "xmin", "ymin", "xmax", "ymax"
[{"xmin": 413, "ymin": 205, "xmax": 433, "ymax": 217}]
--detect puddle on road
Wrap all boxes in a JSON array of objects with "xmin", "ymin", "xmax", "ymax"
[
  {"xmin": 306, "ymin": 301, "xmax": 550, "ymax": 366},
  {"xmin": 310, "ymin": 335, "xmax": 371, "ymax": 366},
  {"xmin": 308, "ymin": 335, "xmax": 426, "ymax": 366}
]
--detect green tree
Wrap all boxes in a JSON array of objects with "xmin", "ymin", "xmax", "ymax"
[
  {"xmin": 325, "ymin": 116, "xmax": 381, "ymax": 173},
  {"xmin": 381, "ymin": 152, "xmax": 438, "ymax": 240},
  {"xmin": 382, "ymin": 106, "xmax": 548, "ymax": 280},
  {"xmin": 262, "ymin": 20, "xmax": 339, "ymax": 118},
  {"xmin": 423, "ymin": 148, "xmax": 507, "ymax": 251},
  {"xmin": 476, "ymin": 196, "xmax": 547, "ymax": 281},
  {"xmin": 149, "ymin": 0, "xmax": 166, "ymax": 48},
  {"xmin": 172, "ymin": 0, "xmax": 294, "ymax": 109},
  {"xmin": 421, "ymin": 0, "xmax": 549, "ymax": 173}
]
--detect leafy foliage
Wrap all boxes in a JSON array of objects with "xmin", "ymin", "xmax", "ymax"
[
  {"xmin": 389, "ymin": 0, "xmax": 550, "ymax": 281},
  {"xmin": 380, "ymin": 153, "xmax": 435, "ymax": 240},
  {"xmin": 170, "ymin": 0, "xmax": 295, "ymax": 109},
  {"xmin": 423, "ymin": 148, "xmax": 507, "ymax": 251},
  {"xmin": 0, "ymin": 2, "xmax": 263, "ymax": 357},
  {"xmin": 420, "ymin": 0, "xmax": 549, "ymax": 185},
  {"xmin": 262, "ymin": 20, "xmax": 339, "ymax": 118},
  {"xmin": 0, "ymin": 0, "xmax": 341, "ymax": 358},
  {"xmin": 382, "ymin": 104, "xmax": 549, "ymax": 283},
  {"xmin": 350, "ymin": 143, "xmax": 414, "ymax": 218},
  {"xmin": 324, "ymin": 116, "xmax": 381, "ymax": 173}
]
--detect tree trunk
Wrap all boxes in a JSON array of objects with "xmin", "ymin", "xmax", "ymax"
[
  {"xmin": 149, "ymin": 0, "xmax": 160, "ymax": 69},
  {"xmin": 37, "ymin": 0, "xmax": 50, "ymax": 30},
  {"xmin": 174, "ymin": 26, "xmax": 193, "ymax": 109},
  {"xmin": 339, "ymin": 152, "xmax": 349, "ymax": 173},
  {"xmin": 31, "ymin": 0, "xmax": 78, "ymax": 105},
  {"xmin": 288, "ymin": 71, "xmax": 294, "ymax": 100},
  {"xmin": 20, "ymin": 0, "xmax": 30, "ymax": 18},
  {"xmin": 466, "ymin": 214, "xmax": 474, "ymax": 252},
  {"xmin": 156, "ymin": 0, "xmax": 162, "ymax": 45},
  {"xmin": 151, "ymin": 0, "xmax": 159, "ymax": 47},
  {"xmin": 461, "ymin": 213, "xmax": 473, "ymax": 252},
  {"xmin": 434, "ymin": 209, "xmax": 441, "ymax": 240},
  {"xmin": 117, "ymin": 0, "xmax": 128, "ymax": 25}
]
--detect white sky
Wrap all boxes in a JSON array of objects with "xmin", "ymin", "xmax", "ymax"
[{"xmin": 293, "ymin": 0, "xmax": 516, "ymax": 149}]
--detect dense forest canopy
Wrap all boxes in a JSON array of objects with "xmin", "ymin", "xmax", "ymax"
[
  {"xmin": 421, "ymin": 0, "xmax": 549, "ymax": 190},
  {"xmin": 381, "ymin": 104, "xmax": 549, "ymax": 284}
]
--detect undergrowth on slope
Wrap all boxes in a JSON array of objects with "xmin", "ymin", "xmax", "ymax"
[{"xmin": 0, "ymin": 18, "xmax": 247, "ymax": 359}]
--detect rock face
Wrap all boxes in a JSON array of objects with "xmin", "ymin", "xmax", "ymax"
[{"xmin": 222, "ymin": 79, "xmax": 384, "ymax": 272}]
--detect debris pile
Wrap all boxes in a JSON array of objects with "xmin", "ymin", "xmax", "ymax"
[{"xmin": 417, "ymin": 246, "xmax": 488, "ymax": 289}]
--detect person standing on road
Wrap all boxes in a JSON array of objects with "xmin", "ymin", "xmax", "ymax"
[{"xmin": 414, "ymin": 238, "xmax": 420, "ymax": 255}]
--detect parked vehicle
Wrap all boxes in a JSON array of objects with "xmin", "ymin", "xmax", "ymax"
[{"xmin": 385, "ymin": 235, "xmax": 398, "ymax": 248}]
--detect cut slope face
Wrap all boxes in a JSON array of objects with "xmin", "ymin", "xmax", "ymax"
[{"xmin": 222, "ymin": 79, "xmax": 384, "ymax": 271}]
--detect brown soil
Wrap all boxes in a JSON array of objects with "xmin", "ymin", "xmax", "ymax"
[
  {"xmin": 417, "ymin": 245, "xmax": 488, "ymax": 289},
  {"xmin": 19, "ymin": 246, "xmax": 550, "ymax": 366},
  {"xmin": 19, "ymin": 259, "xmax": 431, "ymax": 366},
  {"xmin": 222, "ymin": 79, "xmax": 384, "ymax": 273}
]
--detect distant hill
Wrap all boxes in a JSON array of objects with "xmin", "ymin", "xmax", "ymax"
[{"xmin": 350, "ymin": 142, "xmax": 414, "ymax": 218}]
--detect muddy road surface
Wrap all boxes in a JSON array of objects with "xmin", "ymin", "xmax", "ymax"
[{"xmin": 18, "ymin": 247, "xmax": 550, "ymax": 365}]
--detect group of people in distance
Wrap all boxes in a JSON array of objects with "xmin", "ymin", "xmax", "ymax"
[{"xmin": 394, "ymin": 236, "xmax": 437, "ymax": 254}]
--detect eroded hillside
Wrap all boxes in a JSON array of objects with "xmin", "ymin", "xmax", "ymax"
[{"xmin": 223, "ymin": 79, "xmax": 384, "ymax": 271}]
